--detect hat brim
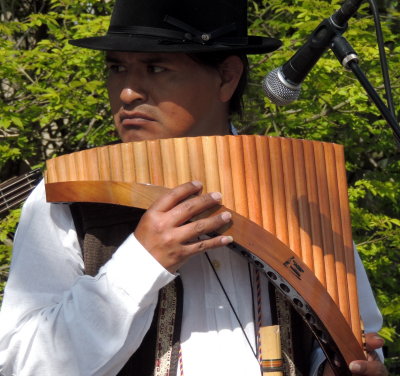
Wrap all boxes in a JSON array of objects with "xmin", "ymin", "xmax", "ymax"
[{"xmin": 69, "ymin": 35, "xmax": 282, "ymax": 54}]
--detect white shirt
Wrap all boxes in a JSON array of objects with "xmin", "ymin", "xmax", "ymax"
[{"xmin": 0, "ymin": 180, "xmax": 383, "ymax": 376}]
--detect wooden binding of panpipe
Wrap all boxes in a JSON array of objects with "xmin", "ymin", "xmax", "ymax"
[{"xmin": 45, "ymin": 135, "xmax": 365, "ymax": 372}]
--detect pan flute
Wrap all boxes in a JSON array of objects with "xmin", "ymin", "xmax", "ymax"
[{"xmin": 45, "ymin": 135, "xmax": 366, "ymax": 373}]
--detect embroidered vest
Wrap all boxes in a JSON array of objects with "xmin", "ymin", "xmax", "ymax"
[{"xmin": 70, "ymin": 202, "xmax": 182, "ymax": 376}]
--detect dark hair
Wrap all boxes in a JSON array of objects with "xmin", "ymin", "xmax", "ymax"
[{"xmin": 188, "ymin": 52, "xmax": 249, "ymax": 117}]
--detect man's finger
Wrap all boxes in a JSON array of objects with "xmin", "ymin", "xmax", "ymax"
[
  {"xmin": 349, "ymin": 360, "xmax": 388, "ymax": 376},
  {"xmin": 175, "ymin": 211, "xmax": 232, "ymax": 242},
  {"xmin": 364, "ymin": 332, "xmax": 385, "ymax": 352},
  {"xmin": 184, "ymin": 234, "xmax": 234, "ymax": 256},
  {"xmin": 149, "ymin": 181, "xmax": 203, "ymax": 212},
  {"xmin": 171, "ymin": 191, "xmax": 224, "ymax": 225}
]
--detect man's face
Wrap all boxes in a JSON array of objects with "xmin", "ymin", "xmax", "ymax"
[{"xmin": 106, "ymin": 51, "xmax": 233, "ymax": 142}]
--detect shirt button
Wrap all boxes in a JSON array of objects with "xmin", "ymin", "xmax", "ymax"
[{"xmin": 211, "ymin": 259, "xmax": 221, "ymax": 270}]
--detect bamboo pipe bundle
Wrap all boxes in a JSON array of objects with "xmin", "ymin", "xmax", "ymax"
[{"xmin": 45, "ymin": 135, "xmax": 362, "ymax": 345}]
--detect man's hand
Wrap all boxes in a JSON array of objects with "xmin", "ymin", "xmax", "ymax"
[
  {"xmin": 323, "ymin": 332, "xmax": 387, "ymax": 376},
  {"xmin": 134, "ymin": 181, "xmax": 233, "ymax": 273},
  {"xmin": 348, "ymin": 333, "xmax": 387, "ymax": 375}
]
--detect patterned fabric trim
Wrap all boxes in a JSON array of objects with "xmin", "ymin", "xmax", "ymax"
[
  {"xmin": 154, "ymin": 277, "xmax": 183, "ymax": 376},
  {"xmin": 276, "ymin": 290, "xmax": 296, "ymax": 376}
]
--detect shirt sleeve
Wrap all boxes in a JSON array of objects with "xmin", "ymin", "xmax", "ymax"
[{"xmin": 0, "ymin": 180, "xmax": 175, "ymax": 376}]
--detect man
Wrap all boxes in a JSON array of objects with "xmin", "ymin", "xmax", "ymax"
[{"xmin": 0, "ymin": 0, "xmax": 387, "ymax": 375}]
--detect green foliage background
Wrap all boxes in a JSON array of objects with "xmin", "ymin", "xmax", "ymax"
[{"xmin": 1, "ymin": 0, "xmax": 399, "ymax": 372}]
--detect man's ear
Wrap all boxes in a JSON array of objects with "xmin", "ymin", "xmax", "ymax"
[{"xmin": 217, "ymin": 55, "xmax": 244, "ymax": 103}]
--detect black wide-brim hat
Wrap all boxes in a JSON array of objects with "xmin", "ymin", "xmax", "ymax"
[{"xmin": 70, "ymin": 0, "xmax": 282, "ymax": 54}]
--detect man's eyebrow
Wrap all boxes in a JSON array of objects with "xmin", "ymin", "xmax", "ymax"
[
  {"xmin": 105, "ymin": 54, "xmax": 174, "ymax": 64},
  {"xmin": 140, "ymin": 56, "xmax": 172, "ymax": 64},
  {"xmin": 105, "ymin": 56, "xmax": 122, "ymax": 64}
]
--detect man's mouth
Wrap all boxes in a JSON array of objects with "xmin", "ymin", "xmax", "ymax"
[{"xmin": 120, "ymin": 112, "xmax": 156, "ymax": 127}]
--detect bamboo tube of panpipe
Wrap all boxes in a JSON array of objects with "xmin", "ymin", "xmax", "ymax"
[
  {"xmin": 160, "ymin": 138, "xmax": 178, "ymax": 188},
  {"xmin": 281, "ymin": 138, "xmax": 302, "ymax": 257},
  {"xmin": 174, "ymin": 138, "xmax": 191, "ymax": 185},
  {"xmin": 334, "ymin": 144, "xmax": 363, "ymax": 345},
  {"xmin": 83, "ymin": 148, "xmax": 100, "ymax": 181},
  {"xmin": 108, "ymin": 144, "xmax": 124, "ymax": 181},
  {"xmin": 146, "ymin": 139, "xmax": 164, "ymax": 186},
  {"xmin": 64, "ymin": 155, "xmax": 74, "ymax": 181},
  {"xmin": 120, "ymin": 142, "xmax": 136, "ymax": 182},
  {"xmin": 187, "ymin": 137, "xmax": 206, "ymax": 186},
  {"xmin": 63, "ymin": 154, "xmax": 76, "ymax": 181},
  {"xmin": 57, "ymin": 152, "xmax": 71, "ymax": 182},
  {"xmin": 302, "ymin": 140, "xmax": 326, "ymax": 286},
  {"xmin": 97, "ymin": 146, "xmax": 111, "ymax": 181},
  {"xmin": 268, "ymin": 137, "xmax": 289, "ymax": 245},
  {"xmin": 133, "ymin": 141, "xmax": 150, "ymax": 184},
  {"xmin": 313, "ymin": 142, "xmax": 339, "ymax": 304},
  {"xmin": 228, "ymin": 135, "xmax": 248, "ymax": 218},
  {"xmin": 201, "ymin": 136, "xmax": 221, "ymax": 193},
  {"xmin": 216, "ymin": 136, "xmax": 235, "ymax": 210},
  {"xmin": 75, "ymin": 151, "xmax": 86, "ymax": 181},
  {"xmin": 45, "ymin": 158, "xmax": 58, "ymax": 183},
  {"xmin": 260, "ymin": 325, "xmax": 283, "ymax": 376},
  {"xmin": 255, "ymin": 136, "xmax": 276, "ymax": 233},
  {"xmin": 323, "ymin": 142, "xmax": 351, "ymax": 323},
  {"xmin": 291, "ymin": 140, "xmax": 314, "ymax": 270},
  {"xmin": 242, "ymin": 135, "xmax": 262, "ymax": 226},
  {"xmin": 54, "ymin": 156, "xmax": 65, "ymax": 182}
]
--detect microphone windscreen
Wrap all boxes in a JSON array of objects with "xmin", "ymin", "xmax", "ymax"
[{"xmin": 262, "ymin": 67, "xmax": 301, "ymax": 106}]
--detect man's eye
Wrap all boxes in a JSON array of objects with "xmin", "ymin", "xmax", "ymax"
[
  {"xmin": 108, "ymin": 64, "xmax": 126, "ymax": 73},
  {"xmin": 148, "ymin": 65, "xmax": 166, "ymax": 73}
]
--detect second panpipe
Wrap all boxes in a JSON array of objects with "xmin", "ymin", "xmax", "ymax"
[{"xmin": 45, "ymin": 134, "xmax": 363, "ymax": 349}]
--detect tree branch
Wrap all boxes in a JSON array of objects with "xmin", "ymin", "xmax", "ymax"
[
  {"xmin": 17, "ymin": 67, "xmax": 36, "ymax": 84},
  {"xmin": 356, "ymin": 235, "xmax": 390, "ymax": 247},
  {"xmin": 302, "ymin": 99, "xmax": 351, "ymax": 124},
  {"xmin": 0, "ymin": 128, "xmax": 20, "ymax": 138}
]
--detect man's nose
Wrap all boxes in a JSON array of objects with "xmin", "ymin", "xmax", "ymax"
[{"xmin": 120, "ymin": 85, "xmax": 147, "ymax": 105}]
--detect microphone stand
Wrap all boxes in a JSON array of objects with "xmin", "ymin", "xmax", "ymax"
[{"xmin": 330, "ymin": 35, "xmax": 400, "ymax": 146}]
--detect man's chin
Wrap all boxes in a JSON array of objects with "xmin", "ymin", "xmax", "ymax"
[{"xmin": 119, "ymin": 128, "xmax": 162, "ymax": 143}]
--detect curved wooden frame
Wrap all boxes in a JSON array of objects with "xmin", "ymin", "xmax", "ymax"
[{"xmin": 46, "ymin": 180, "xmax": 365, "ymax": 375}]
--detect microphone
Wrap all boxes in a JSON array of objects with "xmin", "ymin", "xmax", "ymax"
[{"xmin": 263, "ymin": 0, "xmax": 364, "ymax": 105}]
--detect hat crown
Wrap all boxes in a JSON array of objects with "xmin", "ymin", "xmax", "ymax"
[
  {"xmin": 110, "ymin": 0, "xmax": 247, "ymax": 37},
  {"xmin": 69, "ymin": 0, "xmax": 282, "ymax": 54}
]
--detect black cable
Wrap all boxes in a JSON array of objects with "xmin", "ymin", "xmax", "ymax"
[
  {"xmin": 248, "ymin": 263, "xmax": 258, "ymax": 350},
  {"xmin": 204, "ymin": 252, "xmax": 258, "ymax": 360},
  {"xmin": 348, "ymin": 60, "xmax": 400, "ymax": 143},
  {"xmin": 366, "ymin": 0, "xmax": 396, "ymax": 117},
  {"xmin": 248, "ymin": 263, "xmax": 264, "ymax": 376}
]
